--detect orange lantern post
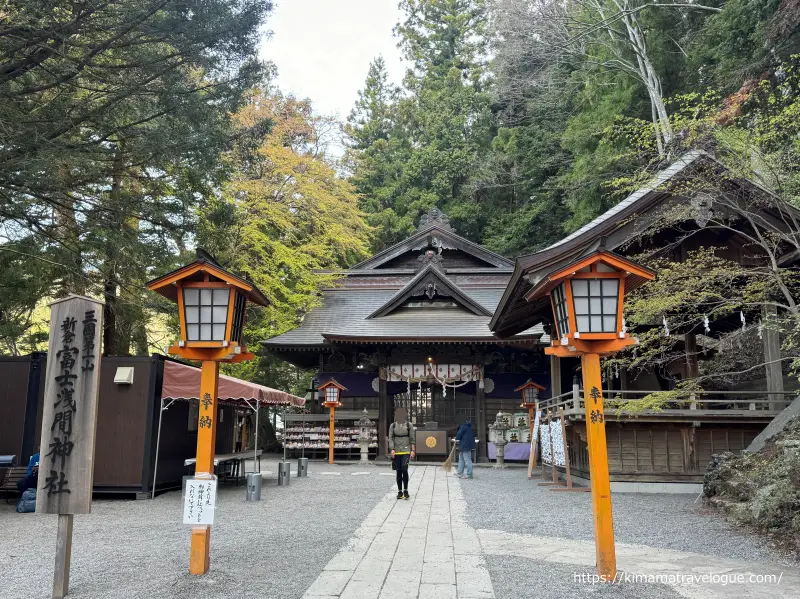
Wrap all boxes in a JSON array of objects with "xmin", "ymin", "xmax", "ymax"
[
  {"xmin": 515, "ymin": 379, "xmax": 546, "ymax": 439},
  {"xmin": 147, "ymin": 251, "xmax": 268, "ymax": 575},
  {"xmin": 524, "ymin": 250, "xmax": 654, "ymax": 581},
  {"xmin": 319, "ymin": 379, "xmax": 345, "ymax": 464}
]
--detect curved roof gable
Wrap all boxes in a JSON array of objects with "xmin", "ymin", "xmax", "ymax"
[
  {"xmin": 367, "ymin": 263, "xmax": 493, "ymax": 319},
  {"xmin": 352, "ymin": 208, "xmax": 513, "ymax": 271}
]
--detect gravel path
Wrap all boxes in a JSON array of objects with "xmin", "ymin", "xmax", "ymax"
[
  {"xmin": 485, "ymin": 555, "xmax": 683, "ymax": 599},
  {"xmin": 0, "ymin": 460, "xmax": 393, "ymax": 599},
  {"xmin": 459, "ymin": 468, "xmax": 796, "ymax": 567}
]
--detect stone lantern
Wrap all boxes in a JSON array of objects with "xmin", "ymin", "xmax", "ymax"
[
  {"xmin": 489, "ymin": 411, "xmax": 512, "ymax": 469},
  {"xmin": 356, "ymin": 408, "xmax": 373, "ymax": 465}
]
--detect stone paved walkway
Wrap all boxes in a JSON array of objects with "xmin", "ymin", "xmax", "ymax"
[
  {"xmin": 302, "ymin": 465, "xmax": 800, "ymax": 599},
  {"xmin": 303, "ymin": 465, "xmax": 494, "ymax": 599}
]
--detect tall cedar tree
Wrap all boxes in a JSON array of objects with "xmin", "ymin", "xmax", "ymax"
[
  {"xmin": 0, "ymin": 0, "xmax": 272, "ymax": 355},
  {"xmin": 347, "ymin": 0, "xmax": 495, "ymax": 250}
]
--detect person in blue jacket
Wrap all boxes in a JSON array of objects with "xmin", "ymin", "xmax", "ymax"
[
  {"xmin": 17, "ymin": 449, "xmax": 40, "ymax": 493},
  {"xmin": 455, "ymin": 418, "xmax": 476, "ymax": 479}
]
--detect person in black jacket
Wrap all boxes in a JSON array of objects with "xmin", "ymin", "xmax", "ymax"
[{"xmin": 455, "ymin": 419, "xmax": 476, "ymax": 479}]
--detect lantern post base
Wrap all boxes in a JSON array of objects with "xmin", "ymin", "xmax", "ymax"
[{"xmin": 189, "ymin": 526, "xmax": 211, "ymax": 575}]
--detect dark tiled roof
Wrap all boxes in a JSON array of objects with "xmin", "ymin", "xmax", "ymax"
[{"xmin": 263, "ymin": 287, "xmax": 542, "ymax": 346}]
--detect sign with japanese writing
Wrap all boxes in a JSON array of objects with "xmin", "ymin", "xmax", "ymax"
[
  {"xmin": 36, "ymin": 295, "xmax": 104, "ymax": 515},
  {"xmin": 183, "ymin": 478, "xmax": 217, "ymax": 526}
]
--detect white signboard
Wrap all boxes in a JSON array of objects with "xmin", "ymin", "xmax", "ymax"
[{"xmin": 183, "ymin": 478, "xmax": 217, "ymax": 526}]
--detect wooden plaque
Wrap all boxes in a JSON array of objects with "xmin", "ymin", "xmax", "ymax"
[{"xmin": 36, "ymin": 295, "xmax": 104, "ymax": 515}]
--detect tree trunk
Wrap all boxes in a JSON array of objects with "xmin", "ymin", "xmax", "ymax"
[{"xmin": 102, "ymin": 150, "xmax": 124, "ymax": 356}]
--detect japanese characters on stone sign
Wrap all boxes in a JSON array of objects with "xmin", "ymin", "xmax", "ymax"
[
  {"xmin": 36, "ymin": 296, "xmax": 104, "ymax": 515},
  {"xmin": 183, "ymin": 478, "xmax": 217, "ymax": 526}
]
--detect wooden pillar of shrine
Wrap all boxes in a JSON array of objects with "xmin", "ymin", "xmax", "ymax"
[
  {"xmin": 378, "ymin": 355, "xmax": 389, "ymax": 459},
  {"xmin": 550, "ymin": 355, "xmax": 562, "ymax": 397},
  {"xmin": 475, "ymin": 358, "xmax": 488, "ymax": 462},
  {"xmin": 762, "ymin": 305, "xmax": 785, "ymax": 410}
]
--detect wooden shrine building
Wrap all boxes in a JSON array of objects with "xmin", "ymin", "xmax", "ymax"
[
  {"xmin": 263, "ymin": 208, "xmax": 548, "ymax": 461},
  {"xmin": 490, "ymin": 151, "xmax": 799, "ymax": 490},
  {"xmin": 266, "ymin": 152, "xmax": 799, "ymax": 489}
]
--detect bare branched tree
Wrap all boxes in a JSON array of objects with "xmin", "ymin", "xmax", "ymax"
[{"xmin": 490, "ymin": 0, "xmax": 721, "ymax": 156}]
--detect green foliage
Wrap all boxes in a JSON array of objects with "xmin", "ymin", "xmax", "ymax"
[
  {"xmin": 0, "ymin": 239, "xmax": 58, "ymax": 354},
  {"xmin": 0, "ymin": 0, "xmax": 272, "ymax": 355},
  {"xmin": 686, "ymin": 0, "xmax": 794, "ymax": 91},
  {"xmin": 607, "ymin": 380, "xmax": 703, "ymax": 415},
  {"xmin": 197, "ymin": 89, "xmax": 372, "ymax": 384},
  {"xmin": 346, "ymin": 0, "xmax": 495, "ymax": 249}
]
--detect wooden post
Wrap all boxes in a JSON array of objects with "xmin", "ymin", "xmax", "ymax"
[
  {"xmin": 189, "ymin": 360, "xmax": 219, "ymax": 576},
  {"xmin": 378, "ymin": 364, "xmax": 388, "ymax": 459},
  {"xmin": 685, "ymin": 333, "xmax": 700, "ymax": 410},
  {"xmin": 762, "ymin": 305, "xmax": 785, "ymax": 410},
  {"xmin": 560, "ymin": 409, "xmax": 572, "ymax": 487},
  {"xmin": 581, "ymin": 352, "xmax": 616, "ymax": 581},
  {"xmin": 475, "ymin": 364, "xmax": 487, "ymax": 462},
  {"xmin": 528, "ymin": 406, "xmax": 535, "ymax": 439},
  {"xmin": 52, "ymin": 514, "xmax": 74, "ymax": 599},
  {"xmin": 548, "ymin": 414, "xmax": 558, "ymax": 484},
  {"xmin": 550, "ymin": 355, "xmax": 562, "ymax": 397},
  {"xmin": 572, "ymin": 378, "xmax": 581, "ymax": 411},
  {"xmin": 328, "ymin": 405, "xmax": 336, "ymax": 465},
  {"xmin": 528, "ymin": 406, "xmax": 540, "ymax": 479},
  {"xmin": 37, "ymin": 295, "xmax": 104, "ymax": 598}
]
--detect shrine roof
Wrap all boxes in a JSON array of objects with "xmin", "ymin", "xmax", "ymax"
[
  {"xmin": 263, "ymin": 207, "xmax": 536, "ymax": 348},
  {"xmin": 262, "ymin": 286, "xmax": 543, "ymax": 346},
  {"xmin": 490, "ymin": 150, "xmax": 800, "ymax": 337}
]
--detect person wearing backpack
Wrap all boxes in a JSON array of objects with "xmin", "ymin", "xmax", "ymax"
[
  {"xmin": 389, "ymin": 408, "xmax": 416, "ymax": 499},
  {"xmin": 455, "ymin": 417, "xmax": 476, "ymax": 479}
]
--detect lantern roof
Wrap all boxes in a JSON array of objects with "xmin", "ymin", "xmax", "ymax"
[
  {"xmin": 318, "ymin": 378, "xmax": 347, "ymax": 392},
  {"xmin": 514, "ymin": 379, "xmax": 546, "ymax": 392},
  {"xmin": 146, "ymin": 249, "xmax": 268, "ymax": 307},
  {"xmin": 524, "ymin": 251, "xmax": 654, "ymax": 303}
]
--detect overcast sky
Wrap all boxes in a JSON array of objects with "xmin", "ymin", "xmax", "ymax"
[{"xmin": 260, "ymin": 1, "xmax": 407, "ymax": 120}]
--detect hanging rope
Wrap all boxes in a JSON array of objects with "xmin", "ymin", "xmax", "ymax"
[{"xmin": 379, "ymin": 364, "xmax": 482, "ymax": 389}]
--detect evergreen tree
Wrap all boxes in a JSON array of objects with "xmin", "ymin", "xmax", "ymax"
[
  {"xmin": 0, "ymin": 0, "xmax": 273, "ymax": 354},
  {"xmin": 347, "ymin": 0, "xmax": 496, "ymax": 248},
  {"xmin": 344, "ymin": 57, "xmax": 405, "ymax": 250}
]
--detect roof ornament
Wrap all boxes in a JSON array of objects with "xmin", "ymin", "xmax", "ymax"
[
  {"xmin": 417, "ymin": 207, "xmax": 454, "ymax": 232},
  {"xmin": 417, "ymin": 247, "xmax": 444, "ymax": 271},
  {"xmin": 425, "ymin": 282, "xmax": 438, "ymax": 299},
  {"xmin": 692, "ymin": 191, "xmax": 714, "ymax": 227}
]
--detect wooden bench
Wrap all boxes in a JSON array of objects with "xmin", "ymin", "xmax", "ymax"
[{"xmin": 1, "ymin": 467, "xmax": 28, "ymax": 504}]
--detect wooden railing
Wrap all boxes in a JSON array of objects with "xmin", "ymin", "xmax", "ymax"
[{"xmin": 538, "ymin": 388, "xmax": 797, "ymax": 416}]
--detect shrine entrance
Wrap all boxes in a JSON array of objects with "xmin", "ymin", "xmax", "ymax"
[
  {"xmin": 390, "ymin": 381, "xmax": 477, "ymax": 433},
  {"xmin": 263, "ymin": 208, "xmax": 547, "ymax": 461}
]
